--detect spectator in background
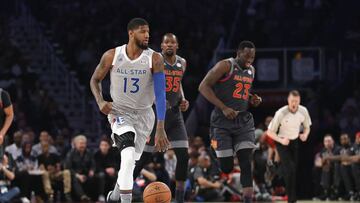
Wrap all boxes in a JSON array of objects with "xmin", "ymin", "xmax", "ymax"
[
  {"xmin": 5, "ymin": 131, "xmax": 22, "ymax": 160},
  {"xmin": 188, "ymin": 151, "xmax": 200, "ymax": 171},
  {"xmin": 338, "ymin": 133, "xmax": 356, "ymax": 200},
  {"xmin": 14, "ymin": 142, "xmax": 40, "ymax": 200},
  {"xmin": 191, "ymin": 154, "xmax": 222, "ymax": 201},
  {"xmin": 164, "ymin": 149, "xmax": 177, "ymax": 194},
  {"xmin": 0, "ymin": 88, "xmax": 14, "ymax": 157},
  {"xmin": 64, "ymin": 135, "xmax": 93, "ymax": 201},
  {"xmin": 0, "ymin": 153, "xmax": 19, "ymax": 203},
  {"xmin": 38, "ymin": 141, "xmax": 72, "ymax": 202},
  {"xmin": 93, "ymin": 137, "xmax": 117, "ymax": 202},
  {"xmin": 53, "ymin": 134, "xmax": 69, "ymax": 158},
  {"xmin": 31, "ymin": 131, "xmax": 58, "ymax": 157},
  {"xmin": 318, "ymin": 134, "xmax": 340, "ymax": 200},
  {"xmin": 351, "ymin": 132, "xmax": 360, "ymax": 200},
  {"xmin": 21, "ymin": 131, "xmax": 34, "ymax": 145},
  {"xmin": 253, "ymin": 134, "xmax": 272, "ymax": 201},
  {"xmin": 152, "ymin": 153, "xmax": 170, "ymax": 186}
]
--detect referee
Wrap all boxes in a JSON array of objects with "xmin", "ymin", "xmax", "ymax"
[{"xmin": 266, "ymin": 90, "xmax": 312, "ymax": 203}]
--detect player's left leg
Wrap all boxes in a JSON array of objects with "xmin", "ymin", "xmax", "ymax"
[
  {"xmin": 236, "ymin": 148, "xmax": 253, "ymax": 203},
  {"xmin": 167, "ymin": 114, "xmax": 189, "ymax": 203},
  {"xmin": 233, "ymin": 111, "xmax": 257, "ymax": 203},
  {"xmin": 173, "ymin": 148, "xmax": 189, "ymax": 203},
  {"xmin": 133, "ymin": 122, "xmax": 156, "ymax": 180}
]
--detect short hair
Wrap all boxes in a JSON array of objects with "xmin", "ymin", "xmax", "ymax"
[
  {"xmin": 238, "ymin": 40, "xmax": 255, "ymax": 51},
  {"xmin": 323, "ymin": 134, "xmax": 333, "ymax": 140},
  {"xmin": 127, "ymin": 18, "xmax": 149, "ymax": 31},
  {"xmin": 162, "ymin": 33, "xmax": 177, "ymax": 42},
  {"xmin": 74, "ymin": 134, "xmax": 87, "ymax": 143},
  {"xmin": 100, "ymin": 135, "xmax": 111, "ymax": 145},
  {"xmin": 289, "ymin": 90, "xmax": 300, "ymax": 97}
]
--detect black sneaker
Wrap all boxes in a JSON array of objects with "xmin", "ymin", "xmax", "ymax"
[
  {"xmin": 47, "ymin": 194, "xmax": 54, "ymax": 203},
  {"xmin": 64, "ymin": 193, "xmax": 72, "ymax": 202}
]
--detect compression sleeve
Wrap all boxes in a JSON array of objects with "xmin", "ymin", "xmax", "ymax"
[{"xmin": 153, "ymin": 72, "xmax": 166, "ymax": 120}]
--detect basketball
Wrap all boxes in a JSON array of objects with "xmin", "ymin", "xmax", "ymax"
[{"xmin": 143, "ymin": 182, "xmax": 172, "ymax": 203}]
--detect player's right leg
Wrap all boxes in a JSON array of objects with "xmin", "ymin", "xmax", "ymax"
[
  {"xmin": 106, "ymin": 115, "xmax": 138, "ymax": 203},
  {"xmin": 107, "ymin": 131, "xmax": 136, "ymax": 203},
  {"xmin": 210, "ymin": 127, "xmax": 234, "ymax": 173}
]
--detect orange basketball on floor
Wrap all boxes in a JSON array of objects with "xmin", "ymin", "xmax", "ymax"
[{"xmin": 143, "ymin": 181, "xmax": 172, "ymax": 203}]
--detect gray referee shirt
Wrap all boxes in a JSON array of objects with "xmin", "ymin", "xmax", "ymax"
[{"xmin": 268, "ymin": 105, "xmax": 312, "ymax": 140}]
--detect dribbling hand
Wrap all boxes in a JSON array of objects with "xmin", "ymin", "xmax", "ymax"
[
  {"xmin": 155, "ymin": 128, "xmax": 170, "ymax": 152},
  {"xmin": 222, "ymin": 106, "xmax": 239, "ymax": 120},
  {"xmin": 98, "ymin": 101, "xmax": 112, "ymax": 115}
]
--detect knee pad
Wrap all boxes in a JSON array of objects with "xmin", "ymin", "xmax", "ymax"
[
  {"xmin": 174, "ymin": 148, "xmax": 189, "ymax": 181},
  {"xmin": 118, "ymin": 147, "xmax": 136, "ymax": 190},
  {"xmin": 219, "ymin": 156, "xmax": 234, "ymax": 174},
  {"xmin": 236, "ymin": 149, "xmax": 253, "ymax": 187},
  {"xmin": 113, "ymin": 132, "xmax": 135, "ymax": 151}
]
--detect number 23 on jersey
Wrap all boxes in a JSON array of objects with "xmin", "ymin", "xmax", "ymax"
[{"xmin": 232, "ymin": 82, "xmax": 251, "ymax": 100}]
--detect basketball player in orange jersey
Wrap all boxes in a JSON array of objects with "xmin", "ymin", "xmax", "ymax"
[
  {"xmin": 199, "ymin": 41, "xmax": 262, "ymax": 203},
  {"xmin": 133, "ymin": 33, "xmax": 189, "ymax": 203}
]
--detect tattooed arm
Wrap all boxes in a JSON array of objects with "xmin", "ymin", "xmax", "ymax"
[{"xmin": 90, "ymin": 49, "xmax": 114, "ymax": 115}]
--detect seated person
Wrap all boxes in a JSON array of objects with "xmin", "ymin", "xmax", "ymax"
[
  {"xmin": 0, "ymin": 153, "xmax": 20, "ymax": 203},
  {"xmin": 38, "ymin": 141, "xmax": 72, "ymax": 202},
  {"xmin": 64, "ymin": 135, "xmax": 94, "ymax": 201},
  {"xmin": 191, "ymin": 154, "xmax": 223, "ymax": 201}
]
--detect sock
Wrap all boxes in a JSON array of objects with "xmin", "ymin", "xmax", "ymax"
[
  {"xmin": 110, "ymin": 183, "xmax": 121, "ymax": 201},
  {"xmin": 244, "ymin": 195, "xmax": 252, "ymax": 203},
  {"xmin": 243, "ymin": 187, "xmax": 253, "ymax": 203},
  {"xmin": 120, "ymin": 193, "xmax": 132, "ymax": 203},
  {"xmin": 175, "ymin": 189, "xmax": 185, "ymax": 203}
]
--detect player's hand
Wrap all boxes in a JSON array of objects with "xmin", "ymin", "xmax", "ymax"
[
  {"xmin": 280, "ymin": 138, "xmax": 290, "ymax": 146},
  {"xmin": 250, "ymin": 94, "xmax": 262, "ymax": 107},
  {"xmin": 98, "ymin": 101, "xmax": 112, "ymax": 115},
  {"xmin": 299, "ymin": 133, "xmax": 308, "ymax": 142},
  {"xmin": 213, "ymin": 181, "xmax": 222, "ymax": 189},
  {"xmin": 105, "ymin": 167, "xmax": 116, "ymax": 176},
  {"xmin": 180, "ymin": 99, "xmax": 189, "ymax": 112},
  {"xmin": 88, "ymin": 170, "xmax": 94, "ymax": 177},
  {"xmin": 154, "ymin": 127, "xmax": 170, "ymax": 152},
  {"xmin": 76, "ymin": 174, "xmax": 87, "ymax": 183},
  {"xmin": 222, "ymin": 106, "xmax": 239, "ymax": 120}
]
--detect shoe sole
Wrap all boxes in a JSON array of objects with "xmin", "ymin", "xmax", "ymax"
[{"xmin": 106, "ymin": 191, "xmax": 119, "ymax": 203}]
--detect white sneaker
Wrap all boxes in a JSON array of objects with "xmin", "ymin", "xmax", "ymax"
[
  {"xmin": 21, "ymin": 197, "xmax": 30, "ymax": 203},
  {"xmin": 98, "ymin": 195, "xmax": 105, "ymax": 201}
]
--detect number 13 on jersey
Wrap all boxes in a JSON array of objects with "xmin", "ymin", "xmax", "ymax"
[{"xmin": 123, "ymin": 77, "xmax": 140, "ymax": 93}]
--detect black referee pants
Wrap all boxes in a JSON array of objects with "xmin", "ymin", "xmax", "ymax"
[{"xmin": 276, "ymin": 139, "xmax": 298, "ymax": 203}]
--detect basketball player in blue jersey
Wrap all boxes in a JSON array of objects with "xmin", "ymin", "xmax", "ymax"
[
  {"xmin": 90, "ymin": 18, "xmax": 170, "ymax": 203},
  {"xmin": 199, "ymin": 41, "xmax": 262, "ymax": 203},
  {"xmin": 133, "ymin": 33, "xmax": 189, "ymax": 203}
]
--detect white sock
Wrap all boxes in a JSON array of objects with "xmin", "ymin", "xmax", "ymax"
[{"xmin": 120, "ymin": 193, "xmax": 132, "ymax": 203}]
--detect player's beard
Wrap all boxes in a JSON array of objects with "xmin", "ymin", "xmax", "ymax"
[
  {"xmin": 135, "ymin": 38, "xmax": 148, "ymax": 49},
  {"xmin": 163, "ymin": 49, "xmax": 174, "ymax": 57}
]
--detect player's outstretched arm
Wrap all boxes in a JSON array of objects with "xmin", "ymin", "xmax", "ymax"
[
  {"xmin": 90, "ymin": 49, "xmax": 114, "ymax": 115},
  {"xmin": 152, "ymin": 52, "xmax": 170, "ymax": 152},
  {"xmin": 199, "ymin": 60, "xmax": 238, "ymax": 119}
]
